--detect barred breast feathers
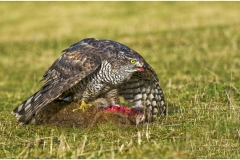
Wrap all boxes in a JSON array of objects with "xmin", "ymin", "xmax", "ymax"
[{"xmin": 12, "ymin": 38, "xmax": 166, "ymax": 125}]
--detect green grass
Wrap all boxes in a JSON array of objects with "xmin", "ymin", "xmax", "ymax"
[{"xmin": 1, "ymin": 1, "xmax": 240, "ymax": 158}]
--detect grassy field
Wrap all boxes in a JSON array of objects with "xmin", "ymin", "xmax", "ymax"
[{"xmin": 0, "ymin": 2, "xmax": 240, "ymax": 158}]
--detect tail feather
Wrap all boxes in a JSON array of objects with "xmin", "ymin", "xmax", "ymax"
[
  {"xmin": 11, "ymin": 91, "xmax": 43, "ymax": 124},
  {"xmin": 120, "ymin": 77, "xmax": 166, "ymax": 119}
]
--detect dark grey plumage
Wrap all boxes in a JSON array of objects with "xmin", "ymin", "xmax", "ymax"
[{"xmin": 12, "ymin": 38, "xmax": 166, "ymax": 125}]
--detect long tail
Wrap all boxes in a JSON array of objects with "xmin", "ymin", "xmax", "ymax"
[
  {"xmin": 119, "ymin": 71, "xmax": 167, "ymax": 121},
  {"xmin": 11, "ymin": 91, "xmax": 43, "ymax": 124}
]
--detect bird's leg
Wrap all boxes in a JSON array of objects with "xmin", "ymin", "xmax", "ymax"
[
  {"xmin": 72, "ymin": 89, "xmax": 94, "ymax": 112},
  {"xmin": 72, "ymin": 92, "xmax": 92, "ymax": 112},
  {"xmin": 72, "ymin": 100, "xmax": 92, "ymax": 112},
  {"xmin": 104, "ymin": 89, "xmax": 120, "ymax": 107}
]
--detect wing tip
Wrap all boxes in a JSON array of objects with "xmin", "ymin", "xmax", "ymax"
[
  {"xmin": 11, "ymin": 110, "xmax": 16, "ymax": 115},
  {"xmin": 11, "ymin": 111, "xmax": 22, "ymax": 119}
]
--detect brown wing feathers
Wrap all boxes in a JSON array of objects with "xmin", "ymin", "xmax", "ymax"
[{"xmin": 12, "ymin": 42, "xmax": 102, "ymax": 124}]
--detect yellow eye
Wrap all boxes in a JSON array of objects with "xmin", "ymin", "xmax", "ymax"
[{"xmin": 130, "ymin": 59, "xmax": 136, "ymax": 64}]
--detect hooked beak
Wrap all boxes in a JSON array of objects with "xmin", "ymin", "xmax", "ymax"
[{"xmin": 136, "ymin": 62, "xmax": 146, "ymax": 72}]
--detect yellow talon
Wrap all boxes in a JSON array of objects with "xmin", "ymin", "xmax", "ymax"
[{"xmin": 72, "ymin": 100, "xmax": 92, "ymax": 112}]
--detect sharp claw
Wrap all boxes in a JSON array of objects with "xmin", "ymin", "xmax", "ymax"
[{"xmin": 72, "ymin": 100, "xmax": 92, "ymax": 112}]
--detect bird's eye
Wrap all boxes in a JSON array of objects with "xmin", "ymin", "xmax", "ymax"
[{"xmin": 130, "ymin": 59, "xmax": 136, "ymax": 64}]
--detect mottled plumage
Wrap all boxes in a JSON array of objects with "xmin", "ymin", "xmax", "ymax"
[{"xmin": 12, "ymin": 38, "xmax": 166, "ymax": 125}]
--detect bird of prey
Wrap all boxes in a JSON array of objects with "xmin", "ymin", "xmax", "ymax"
[{"xmin": 11, "ymin": 38, "xmax": 166, "ymax": 125}]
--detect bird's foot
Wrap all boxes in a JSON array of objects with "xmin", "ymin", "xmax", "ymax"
[{"xmin": 72, "ymin": 100, "xmax": 92, "ymax": 112}]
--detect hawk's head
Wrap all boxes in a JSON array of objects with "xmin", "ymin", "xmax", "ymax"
[
  {"xmin": 123, "ymin": 58, "xmax": 146, "ymax": 73},
  {"xmin": 115, "ymin": 50, "xmax": 146, "ymax": 73},
  {"xmin": 110, "ymin": 51, "xmax": 146, "ymax": 74}
]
